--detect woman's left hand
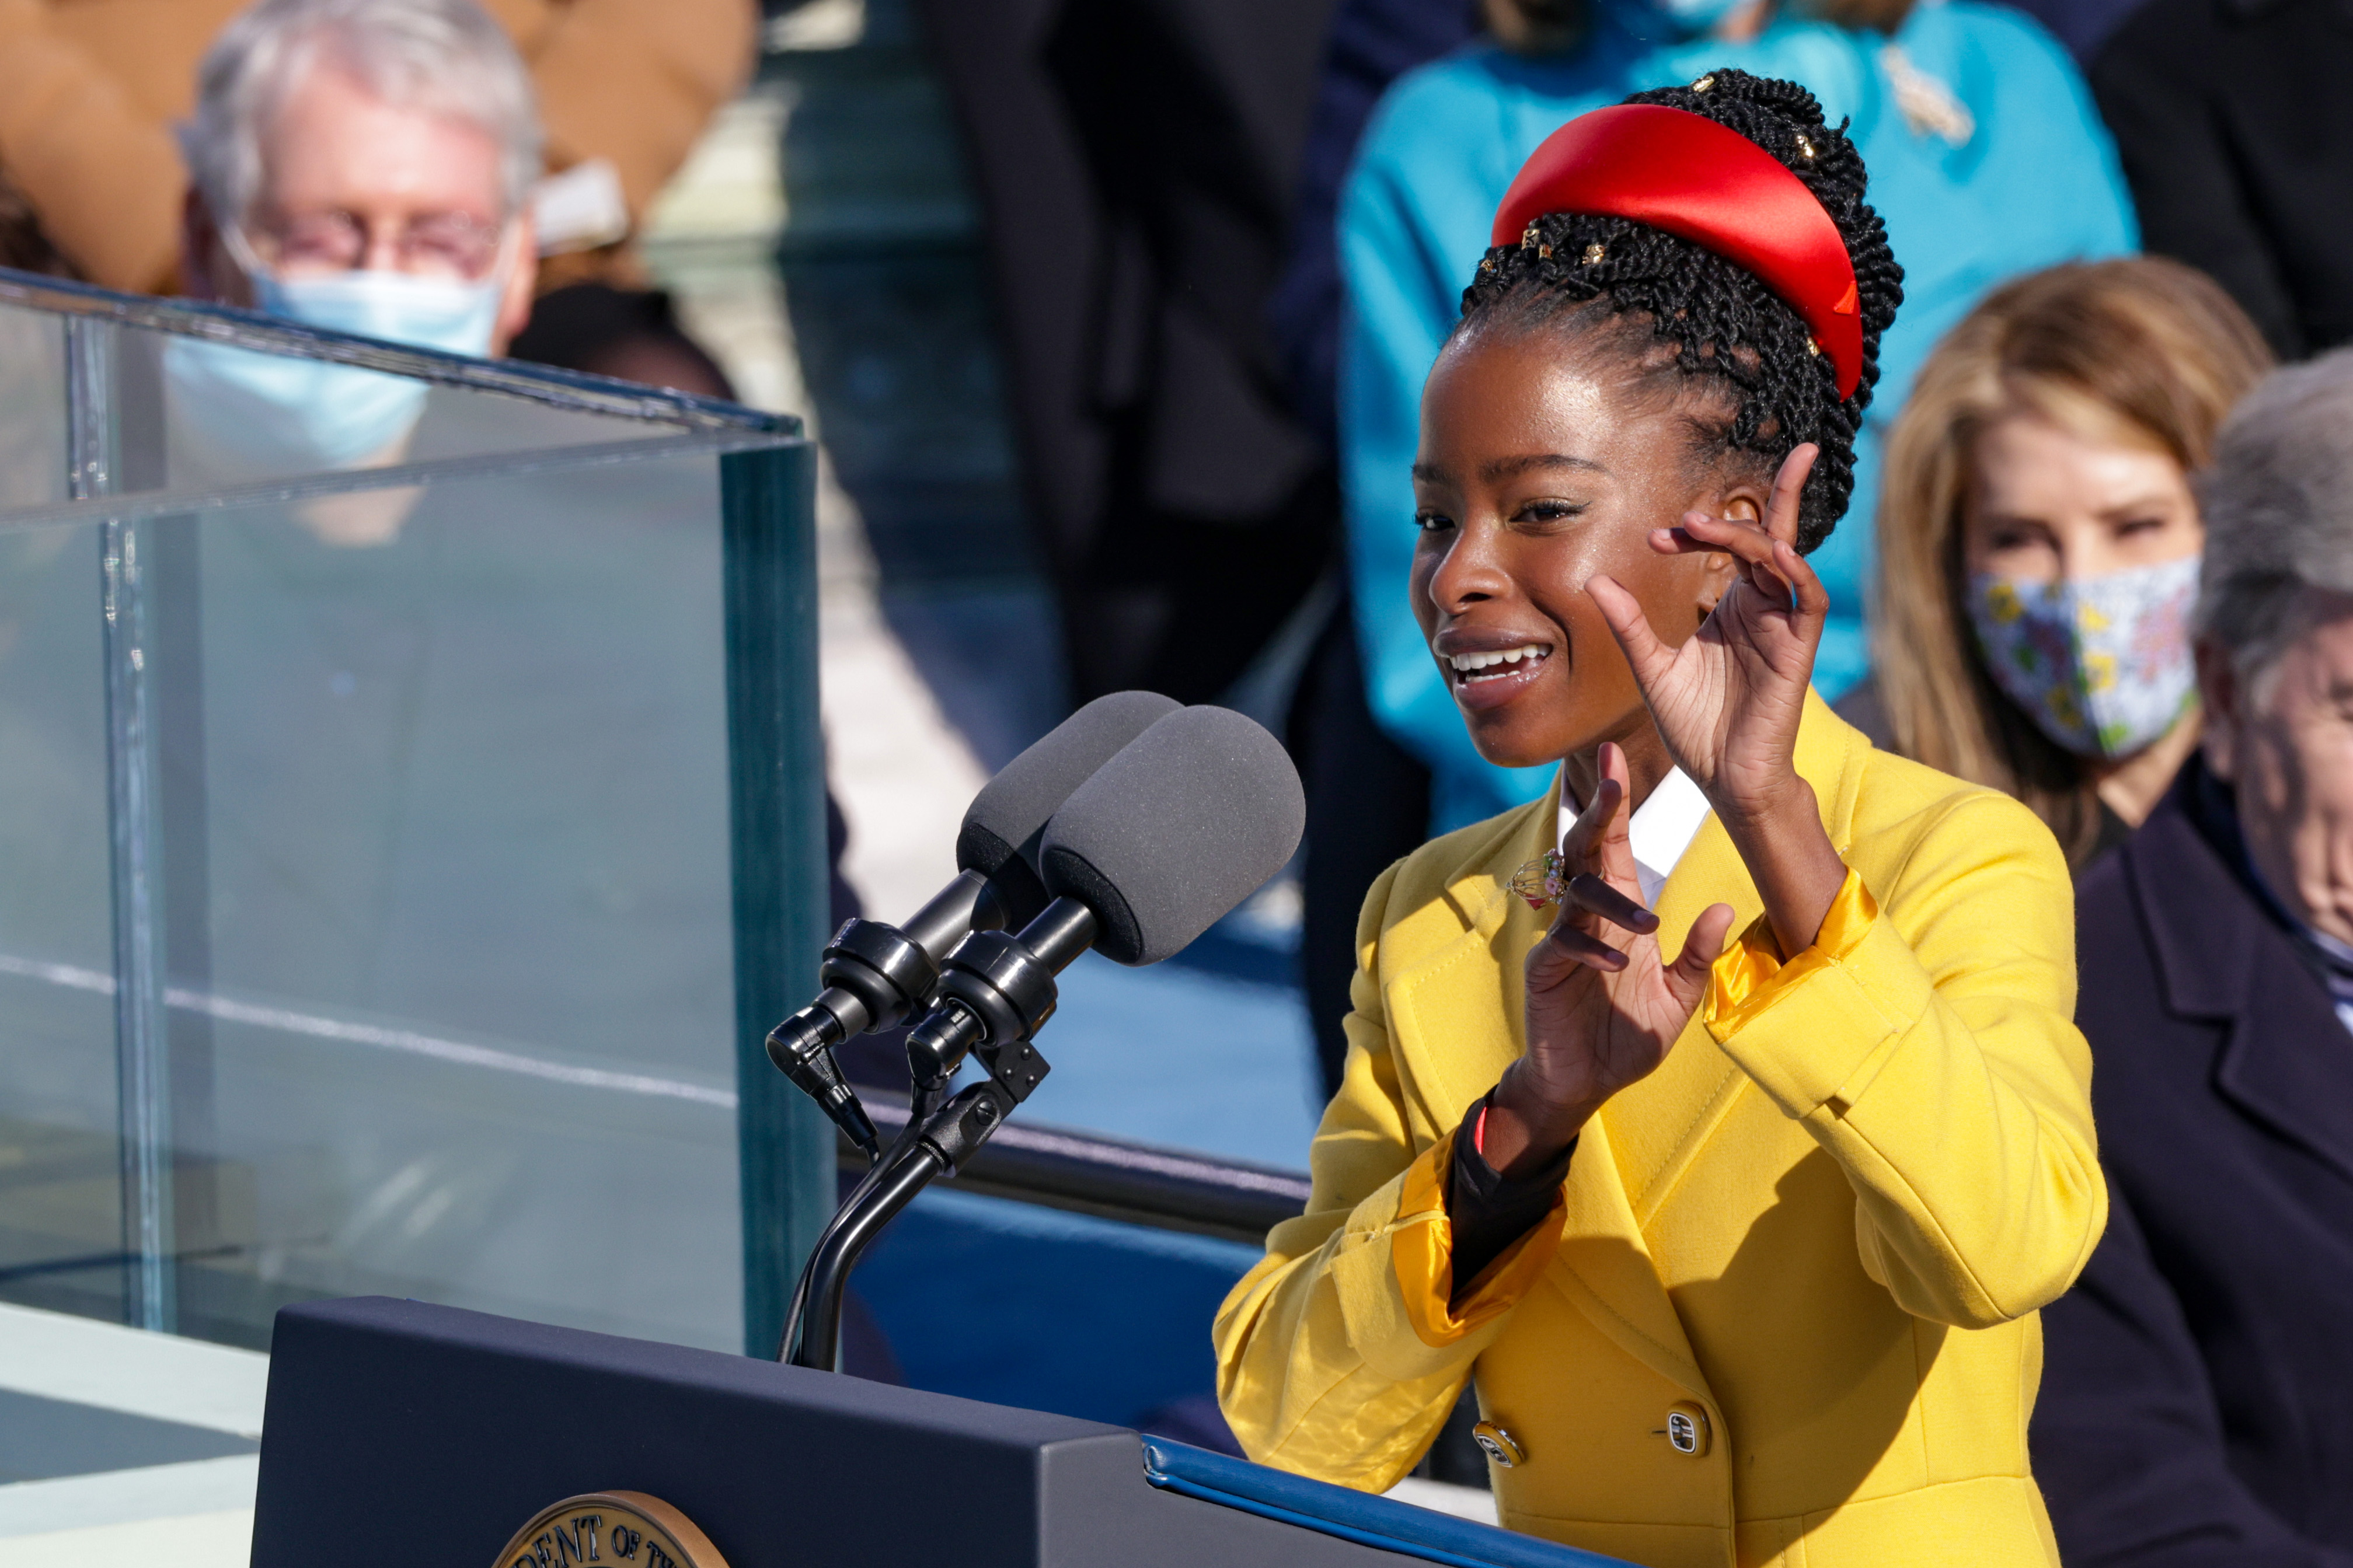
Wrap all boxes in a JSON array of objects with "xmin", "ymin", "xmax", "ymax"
[
  {"xmin": 1587, "ymin": 443, "xmax": 1824, "ymax": 819},
  {"xmin": 1586, "ymin": 442, "xmax": 1849, "ymax": 955}
]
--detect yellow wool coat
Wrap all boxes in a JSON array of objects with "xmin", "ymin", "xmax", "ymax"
[{"xmin": 1214, "ymin": 693, "xmax": 2104, "ymax": 1568}]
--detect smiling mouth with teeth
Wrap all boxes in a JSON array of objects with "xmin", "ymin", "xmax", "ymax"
[{"xmin": 1446, "ymin": 644, "xmax": 1553, "ymax": 684}]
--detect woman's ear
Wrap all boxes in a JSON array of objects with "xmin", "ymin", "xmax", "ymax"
[
  {"xmin": 1690, "ymin": 469, "xmax": 1770, "ymax": 623},
  {"xmin": 1713, "ymin": 470, "xmax": 1772, "ymax": 528},
  {"xmin": 1695, "ymin": 544, "xmax": 1736, "ymax": 626}
]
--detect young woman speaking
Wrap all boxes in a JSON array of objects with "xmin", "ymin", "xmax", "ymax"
[{"xmin": 1215, "ymin": 71, "xmax": 2102, "ymax": 1568}]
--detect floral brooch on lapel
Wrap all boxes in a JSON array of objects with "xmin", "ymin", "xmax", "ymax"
[{"xmin": 1510, "ymin": 848, "xmax": 1569, "ymax": 911}]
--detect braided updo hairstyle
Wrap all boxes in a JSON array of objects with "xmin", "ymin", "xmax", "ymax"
[{"xmin": 1456, "ymin": 70, "xmax": 1903, "ymax": 553}]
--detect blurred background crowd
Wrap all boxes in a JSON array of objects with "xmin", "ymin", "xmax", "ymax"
[{"xmin": 5, "ymin": 0, "xmax": 2353, "ymax": 1557}]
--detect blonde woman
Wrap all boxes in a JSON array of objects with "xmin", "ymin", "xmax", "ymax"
[{"xmin": 1866, "ymin": 258, "xmax": 2271, "ymax": 865}]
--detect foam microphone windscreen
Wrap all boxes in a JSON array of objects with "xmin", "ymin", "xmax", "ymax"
[
  {"xmin": 956, "ymin": 690, "xmax": 1182, "ymax": 876},
  {"xmin": 1038, "ymin": 706, "xmax": 1305, "ymax": 966}
]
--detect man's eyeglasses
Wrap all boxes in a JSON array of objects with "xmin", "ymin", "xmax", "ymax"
[{"xmin": 242, "ymin": 210, "xmax": 508, "ymax": 281}]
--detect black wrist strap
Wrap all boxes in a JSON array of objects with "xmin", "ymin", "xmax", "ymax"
[{"xmin": 1446, "ymin": 1088, "xmax": 1575, "ymax": 1293}]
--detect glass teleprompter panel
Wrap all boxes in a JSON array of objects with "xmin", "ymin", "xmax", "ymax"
[
  {"xmin": 0, "ymin": 515, "xmax": 123, "ymax": 1325},
  {"xmin": 138, "ymin": 455, "xmax": 746, "ymax": 1350},
  {"xmin": 0, "ymin": 267, "xmax": 822, "ymax": 1355}
]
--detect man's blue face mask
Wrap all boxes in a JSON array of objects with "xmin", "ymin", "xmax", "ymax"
[{"xmin": 164, "ymin": 231, "xmax": 508, "ymax": 474}]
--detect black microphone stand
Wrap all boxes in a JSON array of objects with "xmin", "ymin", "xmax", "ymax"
[
  {"xmin": 778, "ymin": 898, "xmax": 1094, "ymax": 1369},
  {"xmin": 765, "ymin": 869, "xmax": 1029, "ymax": 1162}
]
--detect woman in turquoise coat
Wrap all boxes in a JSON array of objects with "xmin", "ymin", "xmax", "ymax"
[{"xmin": 1340, "ymin": 0, "xmax": 2137, "ymax": 833}]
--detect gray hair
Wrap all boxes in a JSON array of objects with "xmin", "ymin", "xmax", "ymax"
[
  {"xmin": 182, "ymin": 0, "xmax": 542, "ymax": 228},
  {"xmin": 2196, "ymin": 346, "xmax": 2353, "ymax": 680}
]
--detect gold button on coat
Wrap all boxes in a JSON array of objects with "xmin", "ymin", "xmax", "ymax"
[
  {"xmin": 1663, "ymin": 1402, "xmax": 1711, "ymax": 1457},
  {"xmin": 1469, "ymin": 1420, "xmax": 1524, "ymax": 1468}
]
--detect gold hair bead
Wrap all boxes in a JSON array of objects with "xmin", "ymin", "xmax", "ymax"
[
  {"xmin": 1538, "ymin": 243, "xmax": 1553, "ymax": 259},
  {"xmin": 1794, "ymin": 133, "xmax": 1817, "ymax": 161},
  {"xmin": 1522, "ymin": 222, "xmax": 1543, "ymax": 249},
  {"xmin": 1582, "ymin": 243, "xmax": 1606, "ymax": 264},
  {"xmin": 1692, "ymin": 74, "xmax": 1715, "ymax": 92},
  {"xmin": 1806, "ymin": 336, "xmax": 1822, "ymax": 357}
]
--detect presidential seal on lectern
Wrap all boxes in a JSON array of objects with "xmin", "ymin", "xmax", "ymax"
[{"xmin": 495, "ymin": 1492, "xmax": 730, "ymax": 1568}]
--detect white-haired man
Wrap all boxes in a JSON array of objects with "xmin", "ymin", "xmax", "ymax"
[
  {"xmin": 178, "ymin": 0, "xmax": 539, "ymax": 365},
  {"xmin": 162, "ymin": 0, "xmax": 559, "ymax": 523}
]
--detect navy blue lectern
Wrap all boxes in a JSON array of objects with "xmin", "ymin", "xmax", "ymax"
[{"xmin": 250, "ymin": 1297, "xmax": 1630, "ymax": 1568}]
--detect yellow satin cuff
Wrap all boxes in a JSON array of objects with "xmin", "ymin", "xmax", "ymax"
[
  {"xmin": 1390, "ymin": 1129, "xmax": 1570, "ymax": 1349},
  {"xmin": 1704, "ymin": 865, "xmax": 1880, "ymax": 1039}
]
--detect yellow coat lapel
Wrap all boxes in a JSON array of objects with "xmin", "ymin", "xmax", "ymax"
[
  {"xmin": 1384, "ymin": 694, "xmax": 1871, "ymax": 1406},
  {"xmin": 1599, "ymin": 695, "xmax": 1869, "ymax": 1220},
  {"xmin": 1379, "ymin": 770, "xmax": 1716, "ymax": 1399},
  {"xmin": 1378, "ymin": 787, "xmax": 1556, "ymax": 1143}
]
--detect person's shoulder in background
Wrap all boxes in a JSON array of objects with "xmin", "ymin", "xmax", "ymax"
[
  {"xmin": 1849, "ymin": 0, "xmax": 2138, "ymax": 399},
  {"xmin": 2072, "ymin": 809, "xmax": 2152, "ymax": 979},
  {"xmin": 1895, "ymin": 0, "xmax": 2137, "ymax": 212},
  {"xmin": 1887, "ymin": 0, "xmax": 2134, "ymax": 212},
  {"xmin": 1336, "ymin": 18, "xmax": 1809, "ymax": 338},
  {"xmin": 1331, "ymin": 41, "xmax": 1522, "ymax": 424},
  {"xmin": 1901, "ymin": 0, "xmax": 2127, "ymax": 144},
  {"xmin": 500, "ymin": 0, "xmax": 757, "ymax": 294},
  {"xmin": 1345, "ymin": 11, "xmax": 1755, "ymax": 221},
  {"xmin": 1345, "ymin": 37, "xmax": 1578, "ymax": 225},
  {"xmin": 1912, "ymin": 0, "xmax": 2097, "ymax": 69},
  {"xmin": 1334, "ymin": 36, "xmax": 1614, "ymax": 408}
]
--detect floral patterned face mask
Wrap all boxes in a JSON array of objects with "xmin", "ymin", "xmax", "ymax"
[{"xmin": 1965, "ymin": 556, "xmax": 2200, "ymax": 759}]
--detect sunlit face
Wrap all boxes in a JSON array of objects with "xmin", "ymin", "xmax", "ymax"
[
  {"xmin": 1962, "ymin": 413, "xmax": 2202, "ymax": 584},
  {"xmin": 2204, "ymin": 594, "xmax": 2353, "ymax": 948},
  {"xmin": 1409, "ymin": 325, "xmax": 1748, "ymax": 774},
  {"xmin": 181, "ymin": 63, "xmax": 536, "ymax": 352},
  {"xmin": 256, "ymin": 65, "xmax": 510, "ymax": 280}
]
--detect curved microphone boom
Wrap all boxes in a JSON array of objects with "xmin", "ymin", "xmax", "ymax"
[
  {"xmin": 792, "ymin": 704, "xmax": 1305, "ymax": 1368},
  {"xmin": 766, "ymin": 690, "xmax": 1180, "ymax": 1155}
]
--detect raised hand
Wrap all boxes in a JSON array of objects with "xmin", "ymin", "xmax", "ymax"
[
  {"xmin": 1486, "ymin": 742, "xmax": 1737, "ymax": 1176},
  {"xmin": 1582, "ymin": 442, "xmax": 1849, "ymax": 965},
  {"xmin": 1585, "ymin": 444, "xmax": 1824, "ymax": 822}
]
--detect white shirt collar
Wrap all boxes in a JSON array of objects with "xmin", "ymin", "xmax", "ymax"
[{"xmin": 1556, "ymin": 765, "xmax": 1713, "ymax": 909}]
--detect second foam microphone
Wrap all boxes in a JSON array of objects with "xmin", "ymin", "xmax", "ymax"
[
  {"xmin": 765, "ymin": 689, "xmax": 1179, "ymax": 1152},
  {"xmin": 905, "ymin": 704, "xmax": 1306, "ymax": 1088}
]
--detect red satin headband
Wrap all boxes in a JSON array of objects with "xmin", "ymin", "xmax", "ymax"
[{"xmin": 1489, "ymin": 103, "xmax": 1864, "ymax": 400}]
